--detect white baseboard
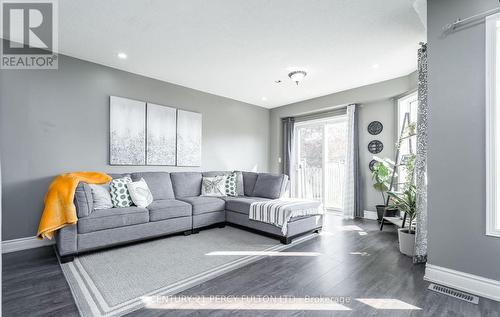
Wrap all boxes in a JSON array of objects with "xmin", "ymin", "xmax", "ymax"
[
  {"xmin": 363, "ymin": 210, "xmax": 378, "ymax": 220},
  {"xmin": 2, "ymin": 236, "xmax": 55, "ymax": 253},
  {"xmin": 425, "ymin": 263, "xmax": 500, "ymax": 302}
]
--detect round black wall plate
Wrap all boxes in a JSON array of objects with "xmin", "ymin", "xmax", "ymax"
[
  {"xmin": 368, "ymin": 140, "xmax": 384, "ymax": 154},
  {"xmin": 368, "ymin": 121, "xmax": 383, "ymax": 135}
]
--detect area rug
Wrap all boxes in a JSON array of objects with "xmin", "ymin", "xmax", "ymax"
[{"xmin": 60, "ymin": 226, "xmax": 316, "ymax": 317}]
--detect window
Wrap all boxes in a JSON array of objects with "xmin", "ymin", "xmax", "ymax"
[
  {"xmin": 396, "ymin": 92, "xmax": 418, "ymax": 191},
  {"xmin": 486, "ymin": 13, "xmax": 500, "ymax": 237}
]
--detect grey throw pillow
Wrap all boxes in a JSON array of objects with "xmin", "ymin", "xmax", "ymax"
[
  {"xmin": 252, "ymin": 174, "xmax": 285, "ymax": 199},
  {"xmin": 110, "ymin": 176, "xmax": 133, "ymax": 207},
  {"xmin": 89, "ymin": 183, "xmax": 113, "ymax": 210}
]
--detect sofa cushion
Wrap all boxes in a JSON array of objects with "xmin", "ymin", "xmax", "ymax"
[
  {"xmin": 170, "ymin": 172, "xmax": 202, "ymax": 197},
  {"xmin": 147, "ymin": 199, "xmax": 192, "ymax": 221},
  {"xmin": 78, "ymin": 207, "xmax": 149, "ymax": 234},
  {"xmin": 74, "ymin": 182, "xmax": 93, "ymax": 218},
  {"xmin": 252, "ymin": 174, "xmax": 287, "ymax": 199},
  {"xmin": 130, "ymin": 172, "xmax": 175, "ymax": 200},
  {"xmin": 225, "ymin": 196, "xmax": 271, "ymax": 215},
  {"xmin": 178, "ymin": 196, "xmax": 225, "ymax": 215},
  {"xmin": 242, "ymin": 172, "xmax": 258, "ymax": 196}
]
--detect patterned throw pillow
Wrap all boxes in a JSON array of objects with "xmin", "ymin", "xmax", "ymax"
[
  {"xmin": 201, "ymin": 175, "xmax": 227, "ymax": 196},
  {"xmin": 225, "ymin": 172, "xmax": 239, "ymax": 197},
  {"xmin": 110, "ymin": 176, "xmax": 133, "ymax": 207},
  {"xmin": 127, "ymin": 178, "xmax": 154, "ymax": 208}
]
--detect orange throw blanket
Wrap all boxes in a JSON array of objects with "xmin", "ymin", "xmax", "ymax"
[{"xmin": 37, "ymin": 172, "xmax": 112, "ymax": 240}]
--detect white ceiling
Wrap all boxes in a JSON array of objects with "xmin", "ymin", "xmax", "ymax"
[{"xmin": 58, "ymin": 0, "xmax": 426, "ymax": 108}]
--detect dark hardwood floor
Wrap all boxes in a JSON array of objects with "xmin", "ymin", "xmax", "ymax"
[{"xmin": 3, "ymin": 215, "xmax": 500, "ymax": 317}]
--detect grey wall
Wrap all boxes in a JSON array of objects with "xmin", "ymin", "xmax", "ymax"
[
  {"xmin": 0, "ymin": 54, "xmax": 270, "ymax": 240},
  {"xmin": 269, "ymin": 74, "xmax": 417, "ymax": 211},
  {"xmin": 358, "ymin": 100, "xmax": 397, "ymax": 211},
  {"xmin": 428, "ymin": 0, "xmax": 500, "ymax": 280}
]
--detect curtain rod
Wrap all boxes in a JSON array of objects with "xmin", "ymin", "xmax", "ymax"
[
  {"xmin": 291, "ymin": 107, "xmax": 347, "ymax": 123},
  {"xmin": 443, "ymin": 6, "xmax": 500, "ymax": 33}
]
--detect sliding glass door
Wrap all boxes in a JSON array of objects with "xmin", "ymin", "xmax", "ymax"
[{"xmin": 292, "ymin": 116, "xmax": 347, "ymax": 211}]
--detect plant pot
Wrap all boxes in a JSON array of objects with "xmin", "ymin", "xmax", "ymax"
[
  {"xmin": 398, "ymin": 228, "xmax": 415, "ymax": 257},
  {"xmin": 376, "ymin": 205, "xmax": 386, "ymax": 222},
  {"xmin": 376, "ymin": 205, "xmax": 398, "ymax": 222}
]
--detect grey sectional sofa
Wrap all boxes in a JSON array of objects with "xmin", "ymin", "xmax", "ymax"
[{"xmin": 55, "ymin": 171, "xmax": 323, "ymax": 262}]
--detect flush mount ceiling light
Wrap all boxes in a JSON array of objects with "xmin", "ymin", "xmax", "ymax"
[
  {"xmin": 117, "ymin": 52, "xmax": 127, "ymax": 59},
  {"xmin": 288, "ymin": 70, "xmax": 307, "ymax": 85}
]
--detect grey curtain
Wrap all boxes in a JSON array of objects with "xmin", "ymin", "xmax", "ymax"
[
  {"xmin": 342, "ymin": 104, "xmax": 363, "ymax": 218},
  {"xmin": 353, "ymin": 105, "xmax": 363, "ymax": 218},
  {"xmin": 282, "ymin": 117, "xmax": 295, "ymax": 176},
  {"xmin": 414, "ymin": 43, "xmax": 428, "ymax": 264}
]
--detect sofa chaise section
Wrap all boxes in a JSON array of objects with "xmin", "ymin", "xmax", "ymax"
[
  {"xmin": 223, "ymin": 173, "xmax": 322, "ymax": 244},
  {"xmin": 226, "ymin": 211, "xmax": 323, "ymax": 244}
]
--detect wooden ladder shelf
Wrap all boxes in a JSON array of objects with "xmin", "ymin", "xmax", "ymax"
[{"xmin": 380, "ymin": 112, "xmax": 415, "ymax": 231}]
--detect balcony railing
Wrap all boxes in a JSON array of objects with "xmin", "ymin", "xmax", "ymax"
[{"xmin": 295, "ymin": 160, "xmax": 345, "ymax": 210}]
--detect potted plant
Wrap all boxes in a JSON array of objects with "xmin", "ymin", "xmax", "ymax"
[
  {"xmin": 406, "ymin": 122, "xmax": 417, "ymax": 137},
  {"xmin": 388, "ymin": 185, "xmax": 417, "ymax": 256},
  {"xmin": 371, "ymin": 158, "xmax": 397, "ymax": 221}
]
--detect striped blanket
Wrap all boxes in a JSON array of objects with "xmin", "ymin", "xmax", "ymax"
[{"xmin": 249, "ymin": 199, "xmax": 324, "ymax": 235}]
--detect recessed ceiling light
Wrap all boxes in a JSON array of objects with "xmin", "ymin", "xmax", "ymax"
[
  {"xmin": 372, "ymin": 64, "xmax": 380, "ymax": 69},
  {"xmin": 262, "ymin": 97, "xmax": 268, "ymax": 101},
  {"xmin": 117, "ymin": 52, "xmax": 127, "ymax": 59}
]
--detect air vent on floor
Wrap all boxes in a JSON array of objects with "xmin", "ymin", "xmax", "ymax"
[{"xmin": 428, "ymin": 283, "xmax": 479, "ymax": 304}]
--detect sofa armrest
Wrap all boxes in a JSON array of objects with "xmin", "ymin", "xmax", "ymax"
[
  {"xmin": 74, "ymin": 182, "xmax": 93, "ymax": 218},
  {"xmin": 55, "ymin": 224, "xmax": 77, "ymax": 256}
]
